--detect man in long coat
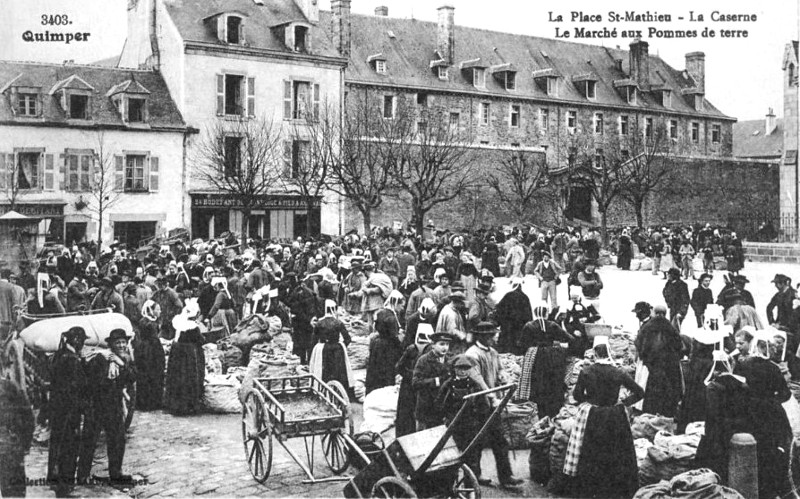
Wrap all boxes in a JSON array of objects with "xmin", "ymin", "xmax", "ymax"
[
  {"xmin": 635, "ymin": 305, "xmax": 683, "ymax": 417},
  {"xmin": 495, "ymin": 278, "xmax": 532, "ymax": 354},
  {"xmin": 663, "ymin": 268, "xmax": 690, "ymax": 328}
]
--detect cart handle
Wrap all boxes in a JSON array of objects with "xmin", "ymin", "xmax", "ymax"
[
  {"xmin": 461, "ymin": 383, "xmax": 516, "ymax": 400},
  {"xmin": 460, "ymin": 383, "xmax": 517, "ymax": 458}
]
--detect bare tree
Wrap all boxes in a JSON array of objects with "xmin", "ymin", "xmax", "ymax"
[
  {"xmin": 86, "ymin": 130, "xmax": 123, "ymax": 258},
  {"xmin": 192, "ymin": 116, "xmax": 285, "ymax": 237},
  {"xmin": 391, "ymin": 106, "xmax": 476, "ymax": 236},
  {"xmin": 487, "ymin": 148, "xmax": 554, "ymax": 225},
  {"xmin": 615, "ymin": 122, "xmax": 674, "ymax": 227},
  {"xmin": 546, "ymin": 126, "xmax": 597, "ymax": 225},
  {"xmin": 576, "ymin": 135, "xmax": 628, "ymax": 246}
]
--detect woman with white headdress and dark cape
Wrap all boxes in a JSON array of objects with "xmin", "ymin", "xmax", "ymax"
[
  {"xmin": 134, "ymin": 300, "xmax": 166, "ymax": 410},
  {"xmin": 563, "ymin": 336, "xmax": 643, "ymax": 498},
  {"xmin": 164, "ymin": 299, "xmax": 206, "ymax": 415},
  {"xmin": 309, "ymin": 299, "xmax": 354, "ymax": 395}
]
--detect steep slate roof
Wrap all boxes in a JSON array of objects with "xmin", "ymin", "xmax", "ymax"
[
  {"xmin": 162, "ymin": 0, "xmax": 341, "ymax": 58},
  {"xmin": 0, "ymin": 61, "xmax": 186, "ymax": 130},
  {"xmin": 324, "ymin": 11, "xmax": 733, "ymax": 120},
  {"xmin": 733, "ymin": 118, "xmax": 784, "ymax": 159}
]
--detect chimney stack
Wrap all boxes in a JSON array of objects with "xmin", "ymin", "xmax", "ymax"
[
  {"xmin": 374, "ymin": 6, "xmax": 388, "ymax": 16},
  {"xmin": 766, "ymin": 108, "xmax": 777, "ymax": 135},
  {"xmin": 629, "ymin": 38, "xmax": 650, "ymax": 91},
  {"xmin": 685, "ymin": 51, "xmax": 705, "ymax": 94},
  {"xmin": 437, "ymin": 5, "xmax": 455, "ymax": 65},
  {"xmin": 330, "ymin": 0, "xmax": 351, "ymax": 58}
]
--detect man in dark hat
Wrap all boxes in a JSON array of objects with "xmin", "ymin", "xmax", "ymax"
[
  {"xmin": 717, "ymin": 274, "xmax": 755, "ymax": 313},
  {"xmin": 464, "ymin": 322, "xmax": 522, "ymax": 490},
  {"xmin": 91, "ymin": 276, "xmax": 124, "ymax": 313},
  {"xmin": 48, "ymin": 327, "xmax": 89, "ymax": 495},
  {"xmin": 412, "ymin": 332, "xmax": 454, "ymax": 431},
  {"xmin": 663, "ymin": 268, "xmax": 690, "ymax": 328},
  {"xmin": 632, "ymin": 301, "xmax": 653, "ymax": 324},
  {"xmin": 767, "ymin": 273, "xmax": 796, "ymax": 328},
  {"xmin": 690, "ymin": 273, "xmax": 715, "ymax": 328},
  {"xmin": 81, "ymin": 329, "xmax": 136, "ymax": 485}
]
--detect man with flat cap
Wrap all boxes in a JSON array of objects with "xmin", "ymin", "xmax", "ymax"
[
  {"xmin": 464, "ymin": 322, "xmax": 522, "ymax": 490},
  {"xmin": 80, "ymin": 329, "xmax": 136, "ymax": 485},
  {"xmin": 412, "ymin": 332, "xmax": 454, "ymax": 431},
  {"xmin": 48, "ymin": 327, "xmax": 89, "ymax": 495}
]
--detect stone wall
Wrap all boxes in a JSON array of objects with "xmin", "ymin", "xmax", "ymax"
[{"xmin": 743, "ymin": 242, "xmax": 800, "ymax": 264}]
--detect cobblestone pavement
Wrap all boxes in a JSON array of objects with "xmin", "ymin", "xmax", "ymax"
[
  {"xmin": 22, "ymin": 261, "xmax": 793, "ymax": 498},
  {"xmin": 25, "ymin": 405, "xmax": 555, "ymax": 498}
]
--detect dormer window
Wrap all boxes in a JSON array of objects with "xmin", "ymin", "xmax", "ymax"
[
  {"xmin": 533, "ymin": 69, "xmax": 560, "ymax": 97},
  {"xmin": 694, "ymin": 95, "xmax": 704, "ymax": 111},
  {"xmin": 438, "ymin": 67, "xmax": 448, "ymax": 80},
  {"xmin": 368, "ymin": 54, "xmax": 387, "ymax": 74},
  {"xmin": 106, "ymin": 78, "xmax": 151, "ymax": 124},
  {"xmin": 586, "ymin": 81, "xmax": 596, "ymax": 99},
  {"xmin": 490, "ymin": 64, "xmax": 517, "ymax": 91},
  {"xmin": 17, "ymin": 92, "xmax": 39, "ymax": 116},
  {"xmin": 652, "ymin": 88, "xmax": 671, "ymax": 108},
  {"xmin": 625, "ymin": 87, "xmax": 636, "ymax": 104},
  {"xmin": 227, "ymin": 16, "xmax": 242, "ymax": 43},
  {"xmin": 503, "ymin": 72, "xmax": 516, "ymax": 90},
  {"xmin": 375, "ymin": 60, "xmax": 386, "ymax": 74},
  {"xmin": 614, "ymin": 80, "xmax": 638, "ymax": 105},
  {"xmin": 473, "ymin": 68, "xmax": 486, "ymax": 88},
  {"xmin": 68, "ymin": 94, "xmax": 89, "ymax": 119},
  {"xmin": 572, "ymin": 74, "xmax": 599, "ymax": 101},
  {"xmin": 294, "ymin": 25, "xmax": 308, "ymax": 52}
]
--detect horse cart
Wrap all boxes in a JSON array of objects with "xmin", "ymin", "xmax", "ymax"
[
  {"xmin": 344, "ymin": 383, "xmax": 517, "ymax": 499},
  {"xmin": 241, "ymin": 373, "xmax": 369, "ymax": 484},
  {"xmin": 1, "ymin": 309, "xmax": 137, "ymax": 428}
]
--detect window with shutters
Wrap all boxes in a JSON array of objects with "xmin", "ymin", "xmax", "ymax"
[
  {"xmin": 65, "ymin": 152, "xmax": 93, "ymax": 192},
  {"xmin": 283, "ymin": 80, "xmax": 319, "ymax": 121},
  {"xmin": 17, "ymin": 152, "xmax": 40, "ymax": 189},
  {"xmin": 284, "ymin": 140, "xmax": 308, "ymax": 179},
  {"xmin": 124, "ymin": 155, "xmax": 147, "ymax": 192},
  {"xmin": 225, "ymin": 74, "xmax": 244, "ymax": 116}
]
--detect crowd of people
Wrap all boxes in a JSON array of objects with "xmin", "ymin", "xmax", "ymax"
[{"xmin": 0, "ymin": 220, "xmax": 792, "ymax": 498}]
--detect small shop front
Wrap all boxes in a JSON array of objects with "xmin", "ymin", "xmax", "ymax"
[
  {"xmin": 190, "ymin": 192, "xmax": 321, "ymax": 240},
  {"xmin": 0, "ymin": 201, "xmax": 66, "ymax": 244}
]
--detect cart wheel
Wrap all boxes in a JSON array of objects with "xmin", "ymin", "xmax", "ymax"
[
  {"xmin": 449, "ymin": 464, "xmax": 481, "ymax": 499},
  {"xmin": 371, "ymin": 476, "xmax": 417, "ymax": 498},
  {"xmin": 242, "ymin": 391, "xmax": 273, "ymax": 483},
  {"xmin": 323, "ymin": 380, "xmax": 353, "ymax": 474}
]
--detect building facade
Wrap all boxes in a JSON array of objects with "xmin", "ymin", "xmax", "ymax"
[
  {"xmin": 119, "ymin": 0, "xmax": 347, "ymax": 240},
  {"xmin": 0, "ymin": 61, "xmax": 188, "ymax": 248},
  {"xmin": 325, "ymin": 3, "xmax": 740, "ymax": 230},
  {"xmin": 780, "ymin": 42, "xmax": 799, "ymax": 241}
]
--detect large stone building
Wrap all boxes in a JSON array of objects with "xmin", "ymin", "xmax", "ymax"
[
  {"xmin": 322, "ymin": 4, "xmax": 780, "ymax": 232},
  {"xmin": 0, "ymin": 61, "xmax": 188, "ymax": 247},
  {"xmin": 120, "ymin": 0, "xmax": 347, "ymax": 239}
]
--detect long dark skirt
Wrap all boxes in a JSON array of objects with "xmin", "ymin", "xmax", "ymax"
[
  {"xmin": 642, "ymin": 361, "xmax": 682, "ymax": 417},
  {"xmin": 320, "ymin": 343, "xmax": 350, "ymax": 390},
  {"xmin": 573, "ymin": 405, "xmax": 638, "ymax": 498},
  {"xmin": 395, "ymin": 380, "xmax": 416, "ymax": 437},
  {"xmin": 134, "ymin": 333, "xmax": 166, "ymax": 411},
  {"xmin": 164, "ymin": 337, "xmax": 205, "ymax": 415}
]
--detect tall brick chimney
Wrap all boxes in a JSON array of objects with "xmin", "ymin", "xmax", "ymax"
[
  {"xmin": 437, "ymin": 5, "xmax": 455, "ymax": 65},
  {"xmin": 766, "ymin": 108, "xmax": 777, "ymax": 135},
  {"xmin": 629, "ymin": 38, "xmax": 650, "ymax": 91},
  {"xmin": 375, "ymin": 6, "xmax": 388, "ymax": 16},
  {"xmin": 330, "ymin": 0, "xmax": 351, "ymax": 58},
  {"xmin": 685, "ymin": 51, "xmax": 705, "ymax": 94}
]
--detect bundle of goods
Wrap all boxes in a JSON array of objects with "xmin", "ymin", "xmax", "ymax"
[
  {"xmin": 360, "ymin": 385, "xmax": 398, "ymax": 434},
  {"xmin": 203, "ymin": 373, "xmax": 242, "ymax": 413},
  {"xmin": 631, "ymin": 413, "xmax": 676, "ymax": 441},
  {"xmin": 713, "ymin": 256, "xmax": 728, "ymax": 271},
  {"xmin": 608, "ymin": 332, "xmax": 637, "ymax": 377},
  {"xmin": 338, "ymin": 310, "xmax": 371, "ymax": 337},
  {"xmin": 347, "ymin": 334, "xmax": 373, "ymax": 370},
  {"xmin": 633, "ymin": 468, "xmax": 744, "ymax": 499},
  {"xmin": 215, "ymin": 337, "xmax": 244, "ymax": 374},
  {"xmin": 203, "ymin": 343, "xmax": 224, "ymax": 375},
  {"xmin": 548, "ymin": 404, "xmax": 580, "ymax": 480},
  {"xmin": 598, "ymin": 250, "xmax": 612, "ymax": 266},
  {"xmin": 499, "ymin": 353, "xmax": 523, "ymax": 386},
  {"xmin": 229, "ymin": 314, "xmax": 281, "ymax": 351},
  {"xmin": 526, "ymin": 416, "xmax": 555, "ymax": 485},
  {"xmin": 501, "ymin": 401, "xmax": 538, "ymax": 450},
  {"xmin": 249, "ymin": 343, "xmax": 301, "ymax": 378},
  {"xmin": 271, "ymin": 328, "xmax": 292, "ymax": 349},
  {"xmin": 352, "ymin": 369, "xmax": 367, "ymax": 403},
  {"xmin": 638, "ymin": 423, "xmax": 704, "ymax": 486}
]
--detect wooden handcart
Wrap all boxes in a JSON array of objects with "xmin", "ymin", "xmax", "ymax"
[
  {"xmin": 343, "ymin": 383, "xmax": 517, "ymax": 499},
  {"xmin": 242, "ymin": 373, "xmax": 369, "ymax": 484}
]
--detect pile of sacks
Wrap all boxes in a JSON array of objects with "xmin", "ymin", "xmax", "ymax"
[
  {"xmin": 630, "ymin": 255, "xmax": 654, "ymax": 272},
  {"xmin": 502, "ymin": 401, "xmax": 538, "ymax": 450},
  {"xmin": 547, "ymin": 404, "xmax": 581, "ymax": 491},
  {"xmin": 360, "ymin": 385, "xmax": 398, "ymax": 434},
  {"xmin": 637, "ymin": 421, "xmax": 704, "ymax": 486},
  {"xmin": 338, "ymin": 310, "xmax": 371, "ymax": 337},
  {"xmin": 249, "ymin": 343, "xmax": 301, "ymax": 378},
  {"xmin": 499, "ymin": 353, "xmax": 523, "ymax": 386},
  {"xmin": 347, "ymin": 335, "xmax": 373, "ymax": 370},
  {"xmin": 230, "ymin": 314, "xmax": 281, "ymax": 351},
  {"xmin": 202, "ymin": 373, "xmax": 242, "ymax": 413},
  {"xmin": 527, "ymin": 416, "xmax": 556, "ymax": 485},
  {"xmin": 608, "ymin": 332, "xmax": 637, "ymax": 377},
  {"xmin": 634, "ymin": 468, "xmax": 743, "ymax": 499}
]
